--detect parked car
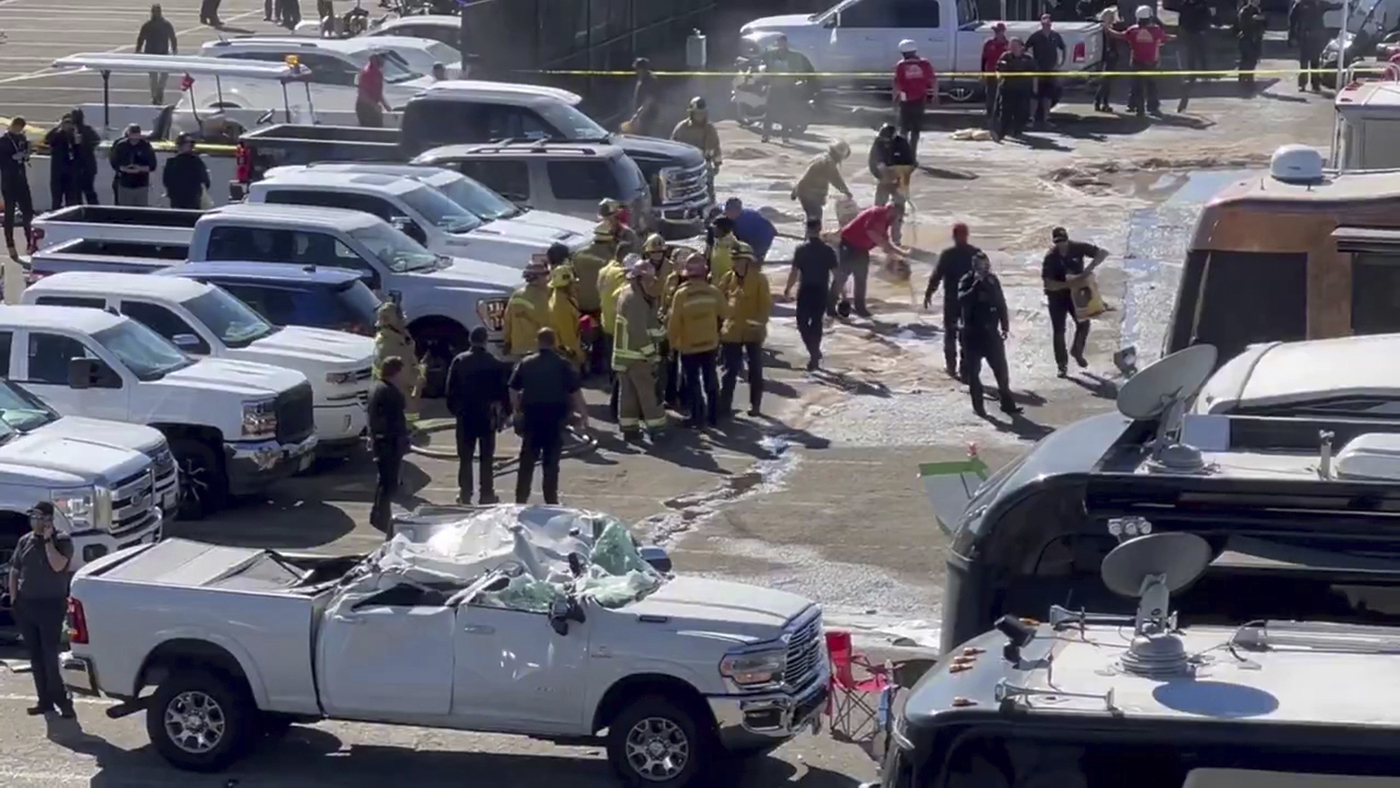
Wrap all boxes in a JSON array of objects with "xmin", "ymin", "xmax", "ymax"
[{"xmin": 155, "ymin": 262, "xmax": 381, "ymax": 337}]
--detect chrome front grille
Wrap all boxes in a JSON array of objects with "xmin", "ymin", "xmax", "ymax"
[
  {"xmin": 353, "ymin": 367, "xmax": 373, "ymax": 382},
  {"xmin": 661, "ymin": 164, "xmax": 708, "ymax": 205},
  {"xmin": 783, "ymin": 608, "xmax": 824, "ymax": 691},
  {"xmin": 111, "ymin": 467, "xmax": 157, "ymax": 538}
]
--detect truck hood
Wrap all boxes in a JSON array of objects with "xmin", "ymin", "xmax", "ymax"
[
  {"xmin": 481, "ymin": 216, "xmax": 589, "ymax": 249},
  {"xmin": 154, "ymin": 357, "xmax": 308, "ymax": 399},
  {"xmin": 625, "ymin": 576, "xmax": 813, "ymax": 634},
  {"xmin": 614, "ymin": 135, "xmax": 706, "ymax": 168},
  {"xmin": 445, "ymin": 221, "xmax": 590, "ymax": 267},
  {"xmin": 414, "ymin": 258, "xmax": 518, "ymax": 295},
  {"xmin": 40, "ymin": 415, "xmax": 167, "ymax": 456},
  {"xmin": 741, "ymin": 12, "xmax": 821, "ymax": 32},
  {"xmin": 240, "ymin": 326, "xmax": 375, "ymax": 370},
  {"xmin": 508, "ymin": 209, "xmax": 597, "ymax": 237},
  {"xmin": 0, "ymin": 428, "xmax": 150, "ymax": 488}
]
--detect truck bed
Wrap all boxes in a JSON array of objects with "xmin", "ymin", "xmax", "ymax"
[
  {"xmin": 33, "ymin": 207, "xmax": 201, "ymax": 251},
  {"xmin": 241, "ymin": 124, "xmax": 401, "ymax": 145},
  {"xmin": 37, "ymin": 205, "xmax": 205, "ymax": 228},
  {"xmin": 31, "ymin": 238, "xmax": 191, "ymax": 277}
]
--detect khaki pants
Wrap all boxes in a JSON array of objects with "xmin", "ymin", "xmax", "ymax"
[{"xmin": 617, "ymin": 359, "xmax": 666, "ymax": 432}]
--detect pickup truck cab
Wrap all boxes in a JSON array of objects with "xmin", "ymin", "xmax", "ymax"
[
  {"xmin": 0, "ymin": 305, "xmax": 316, "ymax": 520},
  {"xmin": 23, "ymin": 272, "xmax": 375, "ymax": 455},
  {"xmin": 199, "ymin": 37, "xmax": 434, "ymax": 106},
  {"xmin": 63, "ymin": 508, "xmax": 829, "ymax": 788},
  {"xmin": 740, "ymin": 0, "xmax": 1103, "ymax": 99},
  {"xmin": 0, "ymin": 377, "xmax": 171, "ymax": 602},
  {"xmin": 1193, "ymin": 333, "xmax": 1400, "ymax": 420},
  {"xmin": 247, "ymin": 168, "xmax": 589, "ymax": 268},
  {"xmin": 366, "ymin": 14, "xmax": 465, "ymax": 48},
  {"xmin": 155, "ymin": 262, "xmax": 381, "ymax": 337}
]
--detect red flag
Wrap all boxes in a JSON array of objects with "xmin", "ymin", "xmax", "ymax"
[{"xmin": 181, "ymin": 73, "xmax": 195, "ymax": 92}]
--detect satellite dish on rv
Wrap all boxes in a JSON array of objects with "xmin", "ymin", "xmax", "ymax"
[
  {"xmin": 1270, "ymin": 144, "xmax": 1326, "ymax": 184},
  {"xmin": 1117, "ymin": 344, "xmax": 1218, "ymax": 474},
  {"xmin": 1101, "ymin": 532, "xmax": 1213, "ymax": 677}
]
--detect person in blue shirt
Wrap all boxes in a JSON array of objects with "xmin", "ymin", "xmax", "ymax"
[{"xmin": 723, "ymin": 198, "xmax": 777, "ymax": 262}]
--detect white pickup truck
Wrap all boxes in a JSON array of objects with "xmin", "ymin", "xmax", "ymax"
[
  {"xmin": 31, "ymin": 203, "xmax": 518, "ymax": 396},
  {"xmin": 62, "ymin": 506, "xmax": 828, "ymax": 788},
  {"xmin": 740, "ymin": 0, "xmax": 1103, "ymax": 100},
  {"xmin": 0, "ymin": 305, "xmax": 316, "ymax": 520},
  {"xmin": 22, "ymin": 273, "xmax": 375, "ymax": 456},
  {"xmin": 0, "ymin": 376, "xmax": 171, "ymax": 607}
]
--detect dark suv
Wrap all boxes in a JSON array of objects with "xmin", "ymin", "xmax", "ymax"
[{"xmin": 154, "ymin": 262, "xmax": 381, "ymax": 336}]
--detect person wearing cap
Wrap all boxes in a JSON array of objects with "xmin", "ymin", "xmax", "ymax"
[
  {"xmin": 672, "ymin": 97, "xmax": 723, "ymax": 172},
  {"xmin": 924, "ymin": 223, "xmax": 981, "ymax": 379},
  {"xmin": 613, "ymin": 256, "xmax": 669, "ymax": 439},
  {"xmin": 708, "ymin": 216, "xmax": 738, "ymax": 282},
  {"xmin": 0, "ymin": 117, "xmax": 34, "ymax": 258},
  {"xmin": 504, "ymin": 258, "xmax": 553, "ymax": 362},
  {"xmin": 832, "ymin": 201, "xmax": 909, "ymax": 319},
  {"xmin": 1109, "ymin": 5, "xmax": 1172, "ymax": 115},
  {"xmin": 717, "ymin": 242, "xmax": 771, "ymax": 418},
  {"xmin": 667, "ymin": 254, "xmax": 728, "ymax": 428},
  {"xmin": 135, "ymin": 5, "xmax": 178, "ymax": 104},
  {"xmin": 373, "ymin": 301, "xmax": 422, "ymax": 419},
  {"xmin": 1042, "ymin": 227, "xmax": 1107, "ymax": 377},
  {"xmin": 893, "ymin": 40, "xmax": 937, "ymax": 157},
  {"xmin": 959, "ymin": 253, "xmax": 1023, "ymax": 419},
  {"xmin": 575, "ymin": 226, "xmax": 618, "ymax": 376},
  {"xmin": 1024, "ymin": 14, "xmax": 1066, "ymax": 128},
  {"xmin": 723, "ymin": 197, "xmax": 777, "ymax": 263},
  {"xmin": 785, "ymin": 218, "xmax": 838, "ymax": 370},
  {"xmin": 547, "ymin": 264, "xmax": 585, "ymax": 371},
  {"xmin": 981, "ymin": 23, "xmax": 1011, "ymax": 119},
  {"xmin": 1095, "ymin": 8, "xmax": 1124, "ymax": 113},
  {"xmin": 446, "ymin": 326, "xmax": 510, "ymax": 505},
  {"xmin": 792, "ymin": 141, "xmax": 853, "ymax": 223},
  {"xmin": 357, "ymin": 52, "xmax": 392, "ymax": 128},
  {"xmin": 508, "ymin": 327, "xmax": 587, "ymax": 505},
  {"xmin": 868, "ymin": 124, "xmax": 916, "ymax": 216},
  {"xmin": 7, "ymin": 501, "xmax": 75, "ymax": 719},
  {"xmin": 759, "ymin": 34, "xmax": 815, "ymax": 143},
  {"xmin": 109, "ymin": 123, "xmax": 157, "ymax": 206},
  {"xmin": 162, "ymin": 132, "xmax": 210, "ymax": 209},
  {"xmin": 598, "ymin": 198, "xmax": 639, "ymax": 252},
  {"xmin": 597, "ymin": 244, "xmax": 633, "ymax": 403},
  {"xmin": 629, "ymin": 58, "xmax": 661, "ymax": 137}
]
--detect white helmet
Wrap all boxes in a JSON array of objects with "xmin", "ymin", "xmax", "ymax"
[
  {"xmin": 899, "ymin": 39, "xmax": 917, "ymax": 53},
  {"xmin": 1135, "ymin": 4, "xmax": 1152, "ymax": 18}
]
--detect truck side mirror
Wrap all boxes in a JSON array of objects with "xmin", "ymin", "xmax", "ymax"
[
  {"xmin": 67, "ymin": 357, "xmax": 96, "ymax": 390},
  {"xmin": 824, "ymin": 14, "xmax": 838, "ymax": 28},
  {"xmin": 549, "ymin": 597, "xmax": 571, "ymax": 635},
  {"xmin": 171, "ymin": 333, "xmax": 201, "ymax": 350}
]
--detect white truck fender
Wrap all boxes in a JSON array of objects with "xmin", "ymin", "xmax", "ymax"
[{"xmin": 144, "ymin": 628, "xmax": 273, "ymax": 710}]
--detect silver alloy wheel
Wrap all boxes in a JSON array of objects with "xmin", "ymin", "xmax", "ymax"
[
  {"xmin": 624, "ymin": 716, "xmax": 690, "ymax": 782},
  {"xmin": 177, "ymin": 456, "xmax": 209, "ymax": 509},
  {"xmin": 164, "ymin": 690, "xmax": 227, "ymax": 754}
]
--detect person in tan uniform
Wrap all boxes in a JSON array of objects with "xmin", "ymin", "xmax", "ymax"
[
  {"xmin": 716, "ymin": 242, "xmax": 771, "ymax": 417},
  {"xmin": 667, "ymin": 255, "xmax": 728, "ymax": 428},
  {"xmin": 503, "ymin": 258, "xmax": 552, "ymax": 362},
  {"xmin": 373, "ymin": 301, "xmax": 422, "ymax": 420},
  {"xmin": 612, "ymin": 256, "xmax": 669, "ymax": 441},
  {"xmin": 671, "ymin": 97, "xmax": 721, "ymax": 199},
  {"xmin": 572, "ymin": 224, "xmax": 617, "ymax": 375},
  {"xmin": 547, "ymin": 265, "xmax": 584, "ymax": 371},
  {"xmin": 598, "ymin": 198, "xmax": 638, "ymax": 253},
  {"xmin": 790, "ymin": 140, "xmax": 853, "ymax": 223},
  {"xmin": 641, "ymin": 233, "xmax": 681, "ymax": 406}
]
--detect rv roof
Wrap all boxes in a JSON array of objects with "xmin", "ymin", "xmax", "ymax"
[
  {"xmin": 420, "ymin": 80, "xmax": 582, "ymax": 105},
  {"xmin": 1196, "ymin": 334, "xmax": 1400, "ymax": 414},
  {"xmin": 1210, "ymin": 167, "xmax": 1400, "ymax": 206},
  {"xmin": 1336, "ymin": 79, "xmax": 1400, "ymax": 111}
]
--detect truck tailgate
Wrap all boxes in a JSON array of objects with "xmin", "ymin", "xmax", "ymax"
[{"xmin": 34, "ymin": 206, "xmax": 201, "ymax": 251}]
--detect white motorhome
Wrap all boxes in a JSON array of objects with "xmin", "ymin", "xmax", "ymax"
[{"xmin": 23, "ymin": 273, "xmax": 374, "ymax": 454}]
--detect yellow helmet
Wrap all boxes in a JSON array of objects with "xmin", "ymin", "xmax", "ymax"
[
  {"xmin": 548, "ymin": 265, "xmax": 576, "ymax": 288},
  {"xmin": 732, "ymin": 242, "xmax": 756, "ymax": 262},
  {"xmin": 597, "ymin": 198, "xmax": 621, "ymax": 218},
  {"xmin": 593, "ymin": 221, "xmax": 615, "ymax": 244},
  {"xmin": 523, "ymin": 258, "xmax": 550, "ymax": 281},
  {"xmin": 642, "ymin": 234, "xmax": 667, "ymax": 254}
]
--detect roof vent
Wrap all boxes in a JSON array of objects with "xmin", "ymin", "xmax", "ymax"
[{"xmin": 1269, "ymin": 144, "xmax": 1326, "ymax": 184}]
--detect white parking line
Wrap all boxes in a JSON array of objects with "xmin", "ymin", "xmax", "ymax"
[{"xmin": 0, "ymin": 692, "xmax": 114, "ymax": 706}]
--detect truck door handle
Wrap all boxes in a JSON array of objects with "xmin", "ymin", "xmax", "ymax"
[
  {"xmin": 333, "ymin": 615, "xmax": 365, "ymax": 625},
  {"xmin": 461, "ymin": 624, "xmax": 495, "ymax": 635}
]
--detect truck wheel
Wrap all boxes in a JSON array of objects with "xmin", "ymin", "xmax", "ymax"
[
  {"xmin": 146, "ymin": 668, "xmax": 255, "ymax": 773},
  {"xmin": 606, "ymin": 695, "xmax": 712, "ymax": 788},
  {"xmin": 172, "ymin": 439, "xmax": 226, "ymax": 521}
]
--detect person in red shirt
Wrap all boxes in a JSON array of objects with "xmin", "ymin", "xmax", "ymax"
[
  {"xmin": 829, "ymin": 202, "xmax": 908, "ymax": 319},
  {"xmin": 1109, "ymin": 5, "xmax": 1172, "ymax": 116},
  {"xmin": 892, "ymin": 40, "xmax": 936, "ymax": 158},
  {"xmin": 980, "ymin": 23, "xmax": 1009, "ymax": 120},
  {"xmin": 356, "ymin": 52, "xmax": 392, "ymax": 128}
]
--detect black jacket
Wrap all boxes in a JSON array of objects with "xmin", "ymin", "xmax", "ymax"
[
  {"xmin": 445, "ymin": 346, "xmax": 510, "ymax": 432},
  {"xmin": 1179, "ymin": 0, "xmax": 1213, "ymax": 32},
  {"xmin": 926, "ymin": 243, "xmax": 980, "ymax": 305},
  {"xmin": 792, "ymin": 237, "xmax": 839, "ymax": 294},
  {"xmin": 997, "ymin": 52, "xmax": 1039, "ymax": 90},
  {"xmin": 367, "ymin": 379, "xmax": 409, "ymax": 455},
  {"xmin": 1289, "ymin": 0, "xmax": 1337, "ymax": 44},
  {"xmin": 162, "ymin": 152, "xmax": 210, "ymax": 209},
  {"xmin": 1238, "ymin": 4, "xmax": 1267, "ymax": 43},
  {"xmin": 110, "ymin": 137, "xmax": 157, "ymax": 189},
  {"xmin": 136, "ymin": 18, "xmax": 177, "ymax": 55},
  {"xmin": 958, "ymin": 271, "xmax": 1010, "ymax": 346},
  {"xmin": 70, "ymin": 111, "xmax": 100, "ymax": 175},
  {"xmin": 867, "ymin": 136, "xmax": 915, "ymax": 179},
  {"xmin": 0, "ymin": 132, "xmax": 30, "ymax": 184},
  {"xmin": 44, "ymin": 127, "xmax": 79, "ymax": 177},
  {"xmin": 1025, "ymin": 29, "xmax": 1066, "ymax": 71}
]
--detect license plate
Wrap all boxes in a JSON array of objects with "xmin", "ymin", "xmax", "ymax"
[{"xmin": 298, "ymin": 452, "xmax": 314, "ymax": 471}]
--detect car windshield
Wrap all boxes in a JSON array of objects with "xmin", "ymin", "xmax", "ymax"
[
  {"xmin": 433, "ymin": 174, "xmax": 520, "ymax": 221},
  {"xmin": 92, "ymin": 320, "xmax": 195, "ymax": 381},
  {"xmin": 349, "ymin": 223, "xmax": 440, "ymax": 273},
  {"xmin": 537, "ymin": 101, "xmax": 608, "ymax": 139},
  {"xmin": 399, "ymin": 183, "xmax": 482, "ymax": 233},
  {"xmin": 354, "ymin": 50, "xmax": 422, "ymax": 84},
  {"xmin": 183, "ymin": 287, "xmax": 278, "ymax": 348},
  {"xmin": 424, "ymin": 41, "xmax": 460, "ymax": 64},
  {"xmin": 0, "ymin": 379, "xmax": 58, "ymax": 433}
]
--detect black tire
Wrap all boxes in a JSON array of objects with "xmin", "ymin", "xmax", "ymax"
[
  {"xmin": 412, "ymin": 323, "xmax": 468, "ymax": 400},
  {"xmin": 172, "ymin": 439, "xmax": 226, "ymax": 521},
  {"xmin": 606, "ymin": 695, "xmax": 712, "ymax": 788},
  {"xmin": 146, "ymin": 668, "xmax": 255, "ymax": 773}
]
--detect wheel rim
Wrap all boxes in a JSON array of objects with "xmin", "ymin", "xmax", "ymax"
[
  {"xmin": 624, "ymin": 717, "xmax": 690, "ymax": 781},
  {"xmin": 177, "ymin": 455, "xmax": 209, "ymax": 512},
  {"xmin": 164, "ymin": 691, "xmax": 227, "ymax": 754}
]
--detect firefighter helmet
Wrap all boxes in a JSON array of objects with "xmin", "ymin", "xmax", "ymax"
[{"xmin": 642, "ymin": 234, "xmax": 667, "ymax": 254}]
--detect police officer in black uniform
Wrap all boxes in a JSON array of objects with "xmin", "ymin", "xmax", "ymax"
[
  {"xmin": 6, "ymin": 502, "xmax": 76, "ymax": 719},
  {"xmin": 958, "ymin": 252, "xmax": 1022, "ymax": 418},
  {"xmin": 367, "ymin": 356, "xmax": 410, "ymax": 536},
  {"xmin": 784, "ymin": 218, "xmax": 839, "ymax": 371},
  {"xmin": 0, "ymin": 117, "xmax": 34, "ymax": 258},
  {"xmin": 1289, "ymin": 0, "xmax": 1339, "ymax": 92},
  {"xmin": 924, "ymin": 222, "xmax": 978, "ymax": 380},
  {"xmin": 509, "ymin": 328, "xmax": 588, "ymax": 505},
  {"xmin": 446, "ymin": 326, "xmax": 510, "ymax": 505},
  {"xmin": 1041, "ymin": 227, "xmax": 1107, "ymax": 377}
]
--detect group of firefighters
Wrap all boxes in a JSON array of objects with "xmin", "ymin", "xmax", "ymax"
[{"xmin": 500, "ymin": 199, "xmax": 772, "ymax": 439}]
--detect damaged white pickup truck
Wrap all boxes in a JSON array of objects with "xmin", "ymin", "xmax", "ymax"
[{"xmin": 61, "ymin": 506, "xmax": 829, "ymax": 787}]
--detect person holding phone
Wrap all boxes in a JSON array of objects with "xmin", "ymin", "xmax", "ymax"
[
  {"xmin": 958, "ymin": 252, "xmax": 1022, "ymax": 418},
  {"xmin": 6, "ymin": 501, "xmax": 75, "ymax": 719}
]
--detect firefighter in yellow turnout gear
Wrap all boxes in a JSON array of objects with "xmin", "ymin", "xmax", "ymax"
[
  {"xmin": 641, "ymin": 233, "xmax": 681, "ymax": 407},
  {"xmin": 717, "ymin": 242, "xmax": 771, "ymax": 417},
  {"xmin": 503, "ymin": 258, "xmax": 552, "ymax": 361},
  {"xmin": 613, "ymin": 256, "xmax": 669, "ymax": 440},
  {"xmin": 547, "ymin": 265, "xmax": 584, "ymax": 371},
  {"xmin": 571, "ymin": 225, "xmax": 618, "ymax": 376},
  {"xmin": 667, "ymin": 255, "xmax": 728, "ymax": 428},
  {"xmin": 597, "ymin": 198, "xmax": 638, "ymax": 254},
  {"xmin": 373, "ymin": 300, "xmax": 423, "ymax": 420},
  {"xmin": 671, "ymin": 96, "xmax": 722, "ymax": 189}
]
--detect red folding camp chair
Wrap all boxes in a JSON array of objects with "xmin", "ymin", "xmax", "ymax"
[{"xmin": 825, "ymin": 629, "xmax": 891, "ymax": 742}]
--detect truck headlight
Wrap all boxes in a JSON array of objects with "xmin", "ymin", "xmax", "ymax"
[
  {"xmin": 326, "ymin": 370, "xmax": 355, "ymax": 385},
  {"xmin": 241, "ymin": 399, "xmax": 278, "ymax": 438},
  {"xmin": 52, "ymin": 487, "xmax": 113, "ymax": 530},
  {"xmin": 720, "ymin": 649, "xmax": 787, "ymax": 689}
]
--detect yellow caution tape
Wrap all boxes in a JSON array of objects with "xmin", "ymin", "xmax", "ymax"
[{"xmin": 522, "ymin": 66, "xmax": 1391, "ymax": 79}]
